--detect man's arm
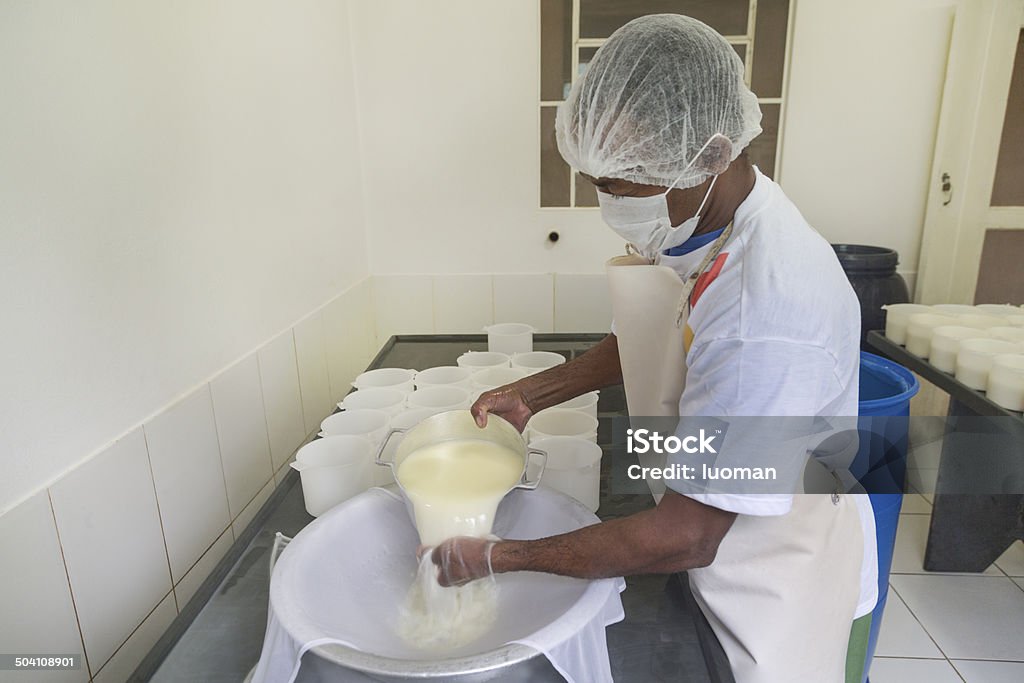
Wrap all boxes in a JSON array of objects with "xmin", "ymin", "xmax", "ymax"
[
  {"xmin": 431, "ymin": 490, "xmax": 736, "ymax": 586},
  {"xmin": 471, "ymin": 333, "xmax": 623, "ymax": 431},
  {"xmin": 516, "ymin": 333, "xmax": 624, "ymax": 412}
]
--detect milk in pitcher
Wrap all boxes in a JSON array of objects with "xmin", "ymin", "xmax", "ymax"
[{"xmin": 396, "ymin": 439, "xmax": 522, "ymax": 545}]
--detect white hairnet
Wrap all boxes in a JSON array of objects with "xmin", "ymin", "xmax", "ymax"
[{"xmin": 555, "ymin": 14, "xmax": 762, "ymax": 189}]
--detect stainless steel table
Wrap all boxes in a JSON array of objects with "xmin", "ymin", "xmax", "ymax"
[{"xmin": 135, "ymin": 334, "xmax": 723, "ymax": 682}]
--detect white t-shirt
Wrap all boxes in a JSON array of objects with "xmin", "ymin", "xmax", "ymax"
[
  {"xmin": 660, "ymin": 167, "xmax": 861, "ymax": 513},
  {"xmin": 656, "ymin": 167, "xmax": 878, "ymax": 618}
]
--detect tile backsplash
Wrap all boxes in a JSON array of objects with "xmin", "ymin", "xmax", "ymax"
[
  {"xmin": 0, "ymin": 271, "xmax": 607, "ymax": 681},
  {"xmin": 374, "ymin": 272, "xmax": 611, "ymax": 344},
  {"xmin": 0, "ymin": 277, "xmax": 375, "ymax": 681}
]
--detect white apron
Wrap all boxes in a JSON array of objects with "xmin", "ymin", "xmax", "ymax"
[{"xmin": 605, "ymin": 236, "xmax": 863, "ymax": 683}]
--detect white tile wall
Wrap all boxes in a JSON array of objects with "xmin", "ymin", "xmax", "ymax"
[
  {"xmin": 0, "ymin": 491, "xmax": 87, "ymax": 683},
  {"xmin": 49, "ymin": 429, "xmax": 171, "ymax": 673},
  {"xmin": 258, "ymin": 329, "xmax": 307, "ymax": 471},
  {"xmin": 0, "ymin": 282, "xmax": 379, "ymax": 682},
  {"xmin": 433, "ymin": 274, "xmax": 494, "ymax": 333},
  {"xmin": 349, "ymin": 272, "xmax": 613, "ymax": 341},
  {"xmin": 493, "ymin": 274, "xmax": 554, "ymax": 332},
  {"xmin": 324, "ymin": 280, "xmax": 376, "ymax": 404},
  {"xmin": 173, "ymin": 528, "xmax": 234, "ymax": 609},
  {"xmin": 554, "ymin": 273, "xmax": 612, "ymax": 332},
  {"xmin": 232, "ymin": 479, "xmax": 275, "ymax": 539},
  {"xmin": 294, "ymin": 311, "xmax": 334, "ymax": 434},
  {"xmin": 91, "ymin": 593, "xmax": 176, "ymax": 683},
  {"xmin": 373, "ymin": 274, "xmax": 434, "ymax": 342},
  {"xmin": 144, "ymin": 387, "xmax": 231, "ymax": 584},
  {"xmin": 210, "ymin": 354, "xmax": 274, "ymax": 520}
]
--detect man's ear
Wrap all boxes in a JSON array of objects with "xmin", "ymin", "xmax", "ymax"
[{"xmin": 696, "ymin": 134, "xmax": 733, "ymax": 175}]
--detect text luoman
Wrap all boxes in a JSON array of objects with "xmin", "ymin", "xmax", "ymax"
[{"xmin": 626, "ymin": 463, "xmax": 778, "ymax": 480}]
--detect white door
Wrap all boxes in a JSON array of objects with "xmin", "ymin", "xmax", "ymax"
[{"xmin": 917, "ymin": 0, "xmax": 1024, "ymax": 304}]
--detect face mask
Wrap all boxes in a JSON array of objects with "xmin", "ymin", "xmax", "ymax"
[{"xmin": 597, "ymin": 175, "xmax": 718, "ymax": 261}]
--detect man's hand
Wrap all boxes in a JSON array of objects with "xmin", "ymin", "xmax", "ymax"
[
  {"xmin": 470, "ymin": 384, "xmax": 535, "ymax": 432},
  {"xmin": 470, "ymin": 334, "xmax": 623, "ymax": 432},
  {"xmin": 425, "ymin": 537, "xmax": 497, "ymax": 587}
]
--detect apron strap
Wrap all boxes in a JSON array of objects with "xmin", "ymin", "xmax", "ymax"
[{"xmin": 674, "ymin": 222, "xmax": 734, "ymax": 327}]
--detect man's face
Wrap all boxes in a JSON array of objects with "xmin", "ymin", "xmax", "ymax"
[{"xmin": 581, "ymin": 173, "xmax": 714, "ymax": 228}]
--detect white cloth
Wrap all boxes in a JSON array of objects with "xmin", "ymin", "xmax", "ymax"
[{"xmin": 250, "ymin": 487, "xmax": 624, "ymax": 683}]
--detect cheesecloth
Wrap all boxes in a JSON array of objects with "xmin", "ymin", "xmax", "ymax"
[{"xmin": 250, "ymin": 487, "xmax": 625, "ymax": 683}]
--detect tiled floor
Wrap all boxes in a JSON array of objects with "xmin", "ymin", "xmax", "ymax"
[{"xmin": 870, "ymin": 491, "xmax": 1024, "ymax": 682}]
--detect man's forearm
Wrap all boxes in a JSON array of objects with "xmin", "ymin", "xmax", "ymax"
[
  {"xmin": 489, "ymin": 496, "xmax": 736, "ymax": 579},
  {"xmin": 517, "ymin": 333, "xmax": 622, "ymax": 412}
]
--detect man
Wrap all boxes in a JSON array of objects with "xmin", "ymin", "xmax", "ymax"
[{"xmin": 429, "ymin": 15, "xmax": 876, "ymax": 683}]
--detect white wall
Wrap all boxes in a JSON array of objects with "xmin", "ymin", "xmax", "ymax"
[
  {"xmin": 781, "ymin": 0, "xmax": 957, "ymax": 293},
  {"xmin": 349, "ymin": 0, "xmax": 622, "ymax": 276},
  {"xmin": 0, "ymin": 0, "xmax": 370, "ymax": 515},
  {"xmin": 350, "ymin": 0, "xmax": 958, "ymax": 295}
]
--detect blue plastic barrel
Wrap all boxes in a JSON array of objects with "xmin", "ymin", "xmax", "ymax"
[{"xmin": 857, "ymin": 351, "xmax": 919, "ymax": 683}]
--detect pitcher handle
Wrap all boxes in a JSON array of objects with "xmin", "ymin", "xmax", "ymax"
[
  {"xmin": 515, "ymin": 448, "xmax": 548, "ymax": 490},
  {"xmin": 269, "ymin": 532, "xmax": 293, "ymax": 573},
  {"xmin": 374, "ymin": 427, "xmax": 407, "ymax": 468}
]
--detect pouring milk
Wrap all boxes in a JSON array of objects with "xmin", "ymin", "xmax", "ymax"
[
  {"xmin": 395, "ymin": 437, "xmax": 523, "ymax": 650},
  {"xmin": 396, "ymin": 439, "xmax": 523, "ymax": 545}
]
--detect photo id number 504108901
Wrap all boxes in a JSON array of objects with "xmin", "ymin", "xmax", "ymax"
[{"xmin": 0, "ymin": 654, "xmax": 82, "ymax": 670}]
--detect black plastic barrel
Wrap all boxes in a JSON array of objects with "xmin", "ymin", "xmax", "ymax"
[{"xmin": 832, "ymin": 245, "xmax": 910, "ymax": 346}]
